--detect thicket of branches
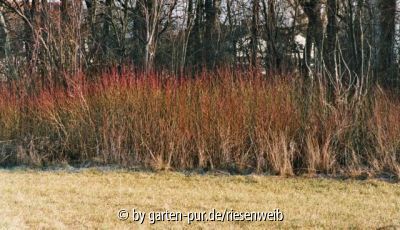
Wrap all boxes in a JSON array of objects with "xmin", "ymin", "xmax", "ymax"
[
  {"xmin": 1, "ymin": 70, "xmax": 399, "ymax": 177},
  {"xmin": 0, "ymin": 0, "xmax": 398, "ymax": 87}
]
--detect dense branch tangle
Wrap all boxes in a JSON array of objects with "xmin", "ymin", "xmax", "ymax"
[{"xmin": 0, "ymin": 0, "xmax": 397, "ymax": 89}]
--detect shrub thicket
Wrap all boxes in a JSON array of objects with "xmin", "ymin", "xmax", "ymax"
[{"xmin": 0, "ymin": 70, "xmax": 399, "ymax": 178}]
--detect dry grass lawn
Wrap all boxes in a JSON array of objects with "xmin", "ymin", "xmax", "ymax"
[{"xmin": 0, "ymin": 169, "xmax": 399, "ymax": 229}]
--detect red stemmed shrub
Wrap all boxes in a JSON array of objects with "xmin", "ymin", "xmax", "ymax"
[{"xmin": 0, "ymin": 69, "xmax": 399, "ymax": 178}]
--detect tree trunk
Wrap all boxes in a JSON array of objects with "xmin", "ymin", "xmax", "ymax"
[
  {"xmin": 102, "ymin": 0, "xmax": 113, "ymax": 60},
  {"xmin": 377, "ymin": 0, "xmax": 396, "ymax": 85},
  {"xmin": 24, "ymin": 0, "xmax": 38, "ymax": 61},
  {"xmin": 204, "ymin": 0, "xmax": 220, "ymax": 69},
  {"xmin": 325, "ymin": 0, "xmax": 337, "ymax": 76},
  {"xmin": 301, "ymin": 0, "xmax": 323, "ymax": 76},
  {"xmin": 251, "ymin": 0, "xmax": 259, "ymax": 68},
  {"xmin": 144, "ymin": 0, "xmax": 159, "ymax": 72},
  {"xmin": 262, "ymin": 0, "xmax": 280, "ymax": 72},
  {"xmin": 188, "ymin": 0, "xmax": 204, "ymax": 68},
  {"xmin": 180, "ymin": 0, "xmax": 194, "ymax": 72},
  {"xmin": 0, "ymin": 8, "xmax": 10, "ymax": 60},
  {"xmin": 85, "ymin": 0, "xmax": 98, "ymax": 59},
  {"xmin": 60, "ymin": 0, "xmax": 70, "ymax": 31}
]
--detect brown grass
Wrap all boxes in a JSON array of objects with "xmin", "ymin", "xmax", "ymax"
[
  {"xmin": 0, "ymin": 170, "xmax": 399, "ymax": 229},
  {"xmin": 0, "ymin": 70, "xmax": 399, "ymax": 177}
]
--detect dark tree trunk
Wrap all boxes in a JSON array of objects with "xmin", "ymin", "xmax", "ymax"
[
  {"xmin": 102, "ymin": 0, "xmax": 113, "ymax": 59},
  {"xmin": 251, "ymin": 0, "xmax": 259, "ymax": 68},
  {"xmin": 24, "ymin": 0, "xmax": 38, "ymax": 61},
  {"xmin": 325, "ymin": 0, "xmax": 337, "ymax": 75},
  {"xmin": 301, "ymin": 0, "xmax": 323, "ymax": 76},
  {"xmin": 204, "ymin": 0, "xmax": 220, "ymax": 69},
  {"xmin": 188, "ymin": 0, "xmax": 204, "ymax": 68},
  {"xmin": 60, "ymin": 0, "xmax": 70, "ymax": 31},
  {"xmin": 377, "ymin": 0, "xmax": 396, "ymax": 85}
]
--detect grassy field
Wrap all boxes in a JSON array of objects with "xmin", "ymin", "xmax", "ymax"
[{"xmin": 0, "ymin": 169, "xmax": 399, "ymax": 229}]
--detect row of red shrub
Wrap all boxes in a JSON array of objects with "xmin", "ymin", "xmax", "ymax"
[{"xmin": 0, "ymin": 69, "xmax": 399, "ymax": 178}]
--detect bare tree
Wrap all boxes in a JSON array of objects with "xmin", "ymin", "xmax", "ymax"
[
  {"xmin": 0, "ymin": 0, "xmax": 397, "ymax": 87},
  {"xmin": 138, "ymin": 0, "xmax": 177, "ymax": 72}
]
